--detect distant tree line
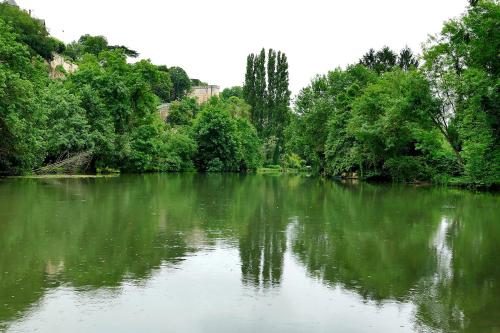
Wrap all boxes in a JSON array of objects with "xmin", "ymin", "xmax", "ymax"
[
  {"xmin": 1, "ymin": 0, "xmax": 498, "ymax": 187},
  {"xmin": 359, "ymin": 46, "xmax": 419, "ymax": 73},
  {"xmin": 284, "ymin": 0, "xmax": 499, "ymax": 186},
  {"xmin": 0, "ymin": 2, "xmax": 261, "ymax": 175}
]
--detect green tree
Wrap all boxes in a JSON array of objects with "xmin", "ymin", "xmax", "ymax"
[
  {"xmin": 108, "ymin": 45, "xmax": 139, "ymax": 58},
  {"xmin": 235, "ymin": 117, "xmax": 262, "ymax": 170},
  {"xmin": 398, "ymin": 46, "xmax": 419, "ymax": 71},
  {"xmin": 39, "ymin": 83, "xmax": 92, "ymax": 162},
  {"xmin": 243, "ymin": 54, "xmax": 256, "ymax": 112},
  {"xmin": 360, "ymin": 46, "xmax": 397, "ymax": 74},
  {"xmin": 360, "ymin": 46, "xmax": 418, "ymax": 74},
  {"xmin": 134, "ymin": 60, "xmax": 173, "ymax": 102},
  {"xmin": 192, "ymin": 103, "xmax": 241, "ymax": 171},
  {"xmin": 0, "ymin": 3, "xmax": 64, "ymax": 60},
  {"xmin": 273, "ymin": 51, "xmax": 291, "ymax": 163},
  {"xmin": 288, "ymin": 64, "xmax": 456, "ymax": 182},
  {"xmin": 121, "ymin": 115, "xmax": 171, "ymax": 172},
  {"xmin": 167, "ymin": 97, "xmax": 199, "ymax": 126},
  {"xmin": 0, "ymin": 18, "xmax": 47, "ymax": 174},
  {"xmin": 375, "ymin": 46, "xmax": 397, "ymax": 73},
  {"xmin": 423, "ymin": 0, "xmax": 500, "ymax": 186},
  {"xmin": 243, "ymin": 48, "xmax": 291, "ymax": 163},
  {"xmin": 266, "ymin": 49, "xmax": 277, "ymax": 133},
  {"xmin": 348, "ymin": 70, "xmax": 447, "ymax": 181},
  {"xmin": 76, "ymin": 85, "xmax": 116, "ymax": 169},
  {"xmin": 76, "ymin": 35, "xmax": 108, "ymax": 57},
  {"xmin": 289, "ymin": 65, "xmax": 376, "ymax": 173},
  {"xmin": 192, "ymin": 98, "xmax": 261, "ymax": 172},
  {"xmin": 324, "ymin": 65, "xmax": 378, "ymax": 175},
  {"xmin": 66, "ymin": 50, "xmax": 170, "ymax": 172},
  {"xmin": 64, "ymin": 34, "xmax": 139, "ymax": 61},
  {"xmin": 161, "ymin": 127, "xmax": 197, "ymax": 171},
  {"xmin": 224, "ymin": 96, "xmax": 251, "ymax": 120},
  {"xmin": 253, "ymin": 49, "xmax": 267, "ymax": 134},
  {"xmin": 221, "ymin": 86, "xmax": 243, "ymax": 99},
  {"xmin": 191, "ymin": 78, "xmax": 207, "ymax": 86},
  {"xmin": 360, "ymin": 49, "xmax": 376, "ymax": 70},
  {"xmin": 169, "ymin": 66, "xmax": 192, "ymax": 100}
]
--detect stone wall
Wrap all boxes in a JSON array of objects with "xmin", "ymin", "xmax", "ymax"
[
  {"xmin": 188, "ymin": 85, "xmax": 220, "ymax": 104},
  {"xmin": 158, "ymin": 84, "xmax": 220, "ymax": 122}
]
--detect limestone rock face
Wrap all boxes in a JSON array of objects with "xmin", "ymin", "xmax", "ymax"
[
  {"xmin": 158, "ymin": 103, "xmax": 170, "ymax": 121},
  {"xmin": 49, "ymin": 54, "xmax": 78, "ymax": 78}
]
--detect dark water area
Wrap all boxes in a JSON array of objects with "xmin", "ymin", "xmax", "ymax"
[{"xmin": 0, "ymin": 174, "xmax": 498, "ymax": 332}]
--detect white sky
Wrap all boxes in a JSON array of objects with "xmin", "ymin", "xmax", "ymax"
[{"xmin": 17, "ymin": 0, "xmax": 468, "ymax": 96}]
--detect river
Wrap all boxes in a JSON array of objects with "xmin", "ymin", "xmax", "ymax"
[{"xmin": 0, "ymin": 174, "xmax": 498, "ymax": 332}]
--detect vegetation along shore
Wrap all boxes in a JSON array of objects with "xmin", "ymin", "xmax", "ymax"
[{"xmin": 0, "ymin": 0, "xmax": 498, "ymax": 188}]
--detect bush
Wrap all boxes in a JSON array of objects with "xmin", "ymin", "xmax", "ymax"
[
  {"xmin": 167, "ymin": 97, "xmax": 199, "ymax": 126},
  {"xmin": 235, "ymin": 118, "xmax": 261, "ymax": 170},
  {"xmin": 281, "ymin": 153, "xmax": 305, "ymax": 170},
  {"xmin": 207, "ymin": 158, "xmax": 223, "ymax": 172},
  {"xmin": 383, "ymin": 157, "xmax": 431, "ymax": 182},
  {"xmin": 192, "ymin": 98, "xmax": 261, "ymax": 172},
  {"xmin": 192, "ymin": 105, "xmax": 240, "ymax": 171},
  {"xmin": 161, "ymin": 128, "xmax": 197, "ymax": 171},
  {"xmin": 96, "ymin": 167, "xmax": 119, "ymax": 174}
]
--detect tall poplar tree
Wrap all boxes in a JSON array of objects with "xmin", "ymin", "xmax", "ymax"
[
  {"xmin": 266, "ymin": 49, "xmax": 277, "ymax": 134},
  {"xmin": 253, "ymin": 49, "xmax": 267, "ymax": 134},
  {"xmin": 273, "ymin": 51, "xmax": 291, "ymax": 163},
  {"xmin": 243, "ymin": 53, "xmax": 256, "ymax": 122},
  {"xmin": 243, "ymin": 48, "xmax": 290, "ymax": 162}
]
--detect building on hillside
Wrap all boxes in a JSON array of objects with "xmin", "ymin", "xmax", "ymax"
[
  {"xmin": 157, "ymin": 84, "xmax": 219, "ymax": 122},
  {"xmin": 188, "ymin": 85, "xmax": 220, "ymax": 104}
]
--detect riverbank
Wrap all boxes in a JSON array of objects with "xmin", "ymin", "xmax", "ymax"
[
  {"xmin": 3, "ymin": 171, "xmax": 497, "ymax": 191},
  {"xmin": 6, "ymin": 174, "xmax": 120, "ymax": 179}
]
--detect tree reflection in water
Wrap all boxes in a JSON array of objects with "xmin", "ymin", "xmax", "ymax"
[{"xmin": 0, "ymin": 175, "xmax": 498, "ymax": 332}]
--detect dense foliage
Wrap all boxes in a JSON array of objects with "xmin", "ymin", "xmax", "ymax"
[
  {"xmin": 285, "ymin": 0, "xmax": 499, "ymax": 187},
  {"xmin": 1, "ymin": 1, "xmax": 497, "ymax": 186},
  {"xmin": 0, "ymin": 4, "xmax": 260, "ymax": 175},
  {"xmin": 359, "ymin": 46, "xmax": 419, "ymax": 74},
  {"xmin": 0, "ymin": 3, "xmax": 64, "ymax": 60},
  {"xmin": 63, "ymin": 34, "xmax": 139, "ymax": 61},
  {"xmin": 1, "ymin": 19, "xmax": 43, "ymax": 173},
  {"xmin": 422, "ymin": 0, "xmax": 499, "ymax": 186},
  {"xmin": 169, "ymin": 66, "xmax": 192, "ymax": 100},
  {"xmin": 191, "ymin": 98, "xmax": 261, "ymax": 172},
  {"xmin": 63, "ymin": 36, "xmax": 188, "ymax": 104},
  {"xmin": 221, "ymin": 86, "xmax": 244, "ymax": 99}
]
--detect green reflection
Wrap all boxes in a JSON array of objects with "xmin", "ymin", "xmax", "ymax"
[{"xmin": 0, "ymin": 175, "xmax": 498, "ymax": 332}]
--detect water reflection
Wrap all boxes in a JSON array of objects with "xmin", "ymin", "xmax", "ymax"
[
  {"xmin": 239, "ymin": 177, "xmax": 287, "ymax": 289},
  {"xmin": 0, "ymin": 175, "xmax": 498, "ymax": 332}
]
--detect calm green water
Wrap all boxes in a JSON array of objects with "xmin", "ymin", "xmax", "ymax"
[{"xmin": 0, "ymin": 174, "xmax": 498, "ymax": 333}]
